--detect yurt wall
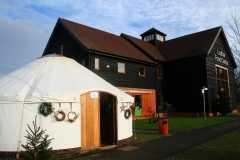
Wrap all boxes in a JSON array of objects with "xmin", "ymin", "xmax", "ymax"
[
  {"xmin": 117, "ymin": 102, "xmax": 133, "ymax": 140},
  {"xmin": 0, "ymin": 102, "xmax": 81, "ymax": 152}
]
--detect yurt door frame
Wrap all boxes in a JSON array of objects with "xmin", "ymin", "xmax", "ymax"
[{"xmin": 100, "ymin": 92, "xmax": 117, "ymax": 146}]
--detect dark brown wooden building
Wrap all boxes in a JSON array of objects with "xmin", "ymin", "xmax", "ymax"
[{"xmin": 43, "ymin": 18, "xmax": 237, "ymax": 117}]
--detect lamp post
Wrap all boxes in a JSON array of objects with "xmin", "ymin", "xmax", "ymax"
[{"xmin": 201, "ymin": 86, "xmax": 208, "ymax": 120}]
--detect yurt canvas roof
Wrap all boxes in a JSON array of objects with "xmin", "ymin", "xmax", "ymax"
[{"xmin": 0, "ymin": 54, "xmax": 134, "ymax": 104}]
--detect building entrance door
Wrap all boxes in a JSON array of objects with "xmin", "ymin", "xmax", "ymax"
[{"xmin": 134, "ymin": 95, "xmax": 142, "ymax": 116}]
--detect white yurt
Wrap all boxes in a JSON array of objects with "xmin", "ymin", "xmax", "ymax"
[{"xmin": 0, "ymin": 54, "xmax": 134, "ymax": 157}]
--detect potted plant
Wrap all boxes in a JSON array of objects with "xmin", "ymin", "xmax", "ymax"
[
  {"xmin": 215, "ymin": 87, "xmax": 231, "ymax": 116},
  {"xmin": 162, "ymin": 101, "xmax": 173, "ymax": 118}
]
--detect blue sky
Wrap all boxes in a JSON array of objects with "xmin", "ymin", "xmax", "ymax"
[{"xmin": 0, "ymin": 0, "xmax": 240, "ymax": 77}]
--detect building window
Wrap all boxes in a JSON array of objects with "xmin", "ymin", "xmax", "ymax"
[
  {"xmin": 94, "ymin": 58, "xmax": 100, "ymax": 70},
  {"xmin": 144, "ymin": 34, "xmax": 154, "ymax": 41},
  {"xmin": 156, "ymin": 34, "xmax": 163, "ymax": 41},
  {"xmin": 139, "ymin": 66, "xmax": 145, "ymax": 76},
  {"xmin": 216, "ymin": 65, "xmax": 229, "ymax": 92},
  {"xmin": 158, "ymin": 94, "xmax": 163, "ymax": 112},
  {"xmin": 158, "ymin": 65, "xmax": 162, "ymax": 78},
  {"xmin": 82, "ymin": 59, "xmax": 85, "ymax": 66},
  {"xmin": 118, "ymin": 62, "xmax": 125, "ymax": 73}
]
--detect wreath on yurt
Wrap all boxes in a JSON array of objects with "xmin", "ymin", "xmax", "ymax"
[
  {"xmin": 67, "ymin": 112, "xmax": 79, "ymax": 122},
  {"xmin": 55, "ymin": 110, "xmax": 66, "ymax": 121},
  {"xmin": 67, "ymin": 103, "xmax": 79, "ymax": 123},
  {"xmin": 120, "ymin": 103, "xmax": 132, "ymax": 119},
  {"xmin": 54, "ymin": 103, "xmax": 66, "ymax": 121},
  {"xmin": 124, "ymin": 109, "xmax": 131, "ymax": 119},
  {"xmin": 39, "ymin": 102, "xmax": 54, "ymax": 116}
]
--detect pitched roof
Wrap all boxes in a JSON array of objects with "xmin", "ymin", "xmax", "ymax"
[
  {"xmin": 121, "ymin": 33, "xmax": 165, "ymax": 61},
  {"xmin": 157, "ymin": 26, "xmax": 222, "ymax": 61},
  {"xmin": 140, "ymin": 27, "xmax": 167, "ymax": 36},
  {"xmin": 59, "ymin": 18, "xmax": 154, "ymax": 63}
]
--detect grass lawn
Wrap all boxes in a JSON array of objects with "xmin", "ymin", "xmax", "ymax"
[
  {"xmin": 134, "ymin": 115, "xmax": 240, "ymax": 131},
  {"xmin": 166, "ymin": 128, "xmax": 240, "ymax": 160},
  {"xmin": 131, "ymin": 115, "xmax": 240, "ymax": 144}
]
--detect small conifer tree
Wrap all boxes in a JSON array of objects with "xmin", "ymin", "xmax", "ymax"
[{"xmin": 21, "ymin": 116, "xmax": 54, "ymax": 160}]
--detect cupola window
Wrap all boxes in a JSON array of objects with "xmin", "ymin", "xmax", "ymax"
[
  {"xmin": 144, "ymin": 34, "xmax": 154, "ymax": 41},
  {"xmin": 156, "ymin": 34, "xmax": 164, "ymax": 41}
]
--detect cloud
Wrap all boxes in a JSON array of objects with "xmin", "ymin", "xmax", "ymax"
[
  {"xmin": 0, "ymin": 15, "xmax": 53, "ymax": 75},
  {"xmin": 0, "ymin": 0, "xmax": 240, "ymax": 76}
]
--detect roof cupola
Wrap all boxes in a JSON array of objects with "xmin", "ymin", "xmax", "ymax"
[{"xmin": 140, "ymin": 28, "xmax": 167, "ymax": 47}]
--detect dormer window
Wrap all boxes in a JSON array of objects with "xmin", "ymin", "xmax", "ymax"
[
  {"xmin": 144, "ymin": 34, "xmax": 154, "ymax": 41},
  {"xmin": 156, "ymin": 34, "xmax": 163, "ymax": 42}
]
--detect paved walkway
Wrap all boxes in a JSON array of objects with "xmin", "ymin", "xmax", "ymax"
[{"xmin": 68, "ymin": 118, "xmax": 240, "ymax": 160}]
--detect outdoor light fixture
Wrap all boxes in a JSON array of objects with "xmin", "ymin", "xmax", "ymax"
[
  {"xmin": 106, "ymin": 65, "xmax": 110, "ymax": 68},
  {"xmin": 201, "ymin": 86, "xmax": 208, "ymax": 120}
]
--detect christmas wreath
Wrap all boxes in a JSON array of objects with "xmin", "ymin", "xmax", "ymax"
[
  {"xmin": 39, "ymin": 102, "xmax": 54, "ymax": 116},
  {"xmin": 124, "ymin": 109, "xmax": 131, "ymax": 119},
  {"xmin": 67, "ymin": 112, "xmax": 79, "ymax": 123},
  {"xmin": 55, "ymin": 110, "xmax": 66, "ymax": 121}
]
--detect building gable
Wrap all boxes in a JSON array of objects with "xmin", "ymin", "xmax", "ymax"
[
  {"xmin": 42, "ymin": 20, "xmax": 88, "ymax": 64},
  {"xmin": 208, "ymin": 29, "xmax": 237, "ymax": 68}
]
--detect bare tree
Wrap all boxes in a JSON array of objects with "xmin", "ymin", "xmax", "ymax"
[
  {"xmin": 226, "ymin": 8, "xmax": 240, "ymax": 103},
  {"xmin": 234, "ymin": 69, "xmax": 240, "ymax": 102},
  {"xmin": 226, "ymin": 7, "xmax": 240, "ymax": 63}
]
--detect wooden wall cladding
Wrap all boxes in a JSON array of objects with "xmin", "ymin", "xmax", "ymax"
[{"xmin": 90, "ymin": 55, "xmax": 156, "ymax": 89}]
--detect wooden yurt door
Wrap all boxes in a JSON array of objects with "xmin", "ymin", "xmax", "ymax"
[{"xmin": 81, "ymin": 92, "xmax": 100, "ymax": 150}]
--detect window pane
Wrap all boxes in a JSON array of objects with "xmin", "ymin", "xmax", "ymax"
[
  {"xmin": 219, "ymin": 68, "xmax": 223, "ymax": 79},
  {"xmin": 157, "ymin": 34, "xmax": 163, "ymax": 41},
  {"xmin": 118, "ymin": 62, "xmax": 125, "ymax": 73},
  {"xmin": 135, "ymin": 95, "xmax": 142, "ymax": 116},
  {"xmin": 216, "ymin": 66, "xmax": 229, "ymax": 93},
  {"xmin": 158, "ymin": 65, "xmax": 162, "ymax": 78},
  {"xmin": 158, "ymin": 95, "xmax": 163, "ymax": 113},
  {"xmin": 158, "ymin": 95, "xmax": 162, "ymax": 107},
  {"xmin": 139, "ymin": 66, "xmax": 145, "ymax": 76},
  {"xmin": 225, "ymin": 70, "xmax": 228, "ymax": 80},
  {"xmin": 94, "ymin": 58, "xmax": 99, "ymax": 69}
]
